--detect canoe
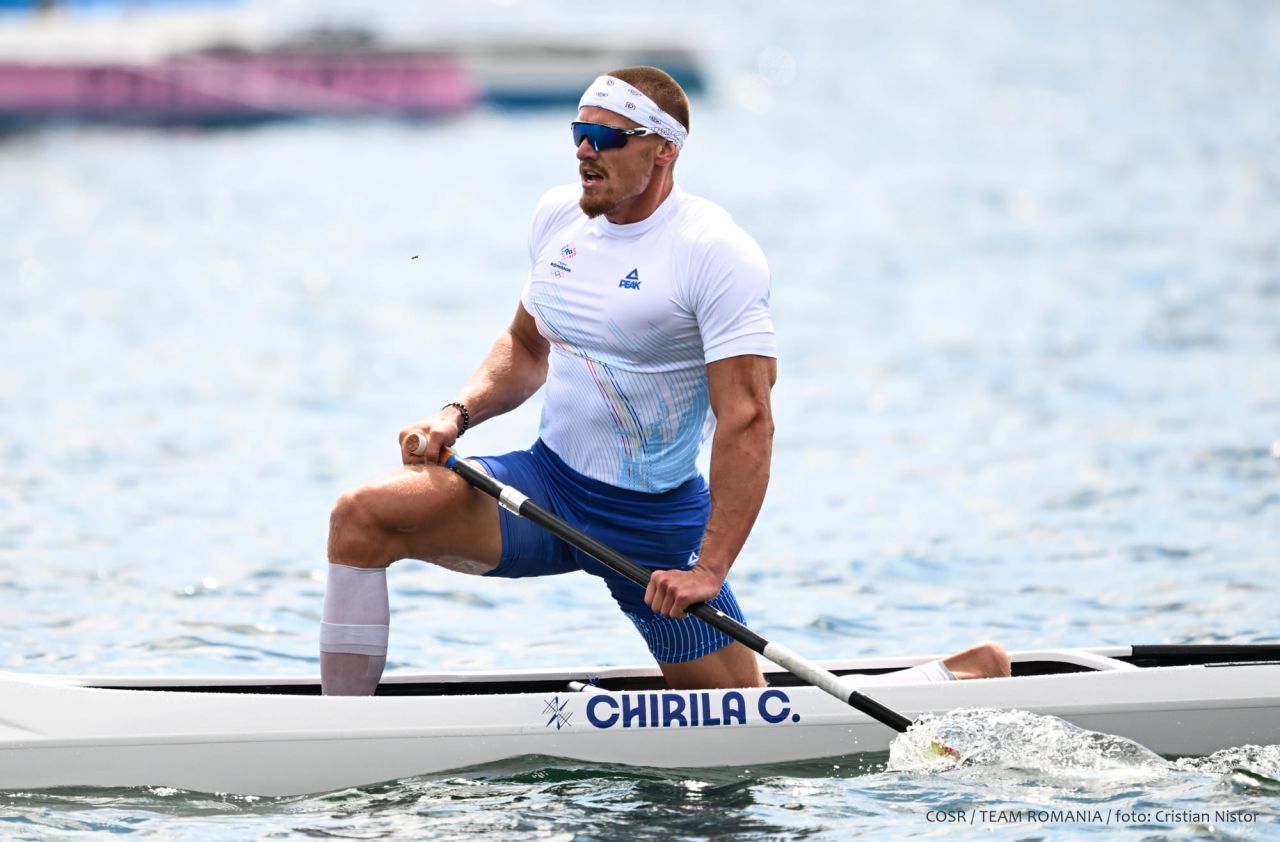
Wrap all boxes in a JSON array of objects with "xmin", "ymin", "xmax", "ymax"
[{"xmin": 0, "ymin": 644, "xmax": 1276, "ymax": 796}]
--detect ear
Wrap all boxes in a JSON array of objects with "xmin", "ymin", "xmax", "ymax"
[{"xmin": 654, "ymin": 140, "xmax": 680, "ymax": 168}]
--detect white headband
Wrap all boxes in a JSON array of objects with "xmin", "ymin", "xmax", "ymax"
[{"xmin": 578, "ymin": 75, "xmax": 688, "ymax": 150}]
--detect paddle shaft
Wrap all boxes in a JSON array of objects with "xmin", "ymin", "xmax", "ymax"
[{"xmin": 433, "ymin": 444, "xmax": 913, "ymax": 733}]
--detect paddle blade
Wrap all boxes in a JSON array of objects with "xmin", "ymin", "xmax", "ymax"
[{"xmin": 929, "ymin": 741, "xmax": 961, "ymax": 758}]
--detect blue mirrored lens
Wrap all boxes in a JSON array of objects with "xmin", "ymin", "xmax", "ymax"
[{"xmin": 571, "ymin": 122, "xmax": 627, "ymax": 151}]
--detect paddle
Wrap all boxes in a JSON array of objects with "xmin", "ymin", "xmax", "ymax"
[{"xmin": 409, "ymin": 435, "xmax": 936, "ymax": 743}]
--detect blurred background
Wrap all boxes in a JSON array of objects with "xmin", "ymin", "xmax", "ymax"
[{"xmin": 1, "ymin": 0, "xmax": 1278, "ymax": 677}]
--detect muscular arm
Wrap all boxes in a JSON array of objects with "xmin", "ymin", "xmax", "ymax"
[
  {"xmin": 400, "ymin": 303, "xmax": 550, "ymax": 463},
  {"xmin": 645, "ymin": 354, "xmax": 777, "ymax": 617}
]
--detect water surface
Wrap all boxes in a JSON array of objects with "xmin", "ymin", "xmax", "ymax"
[{"xmin": 2, "ymin": 0, "xmax": 1278, "ymax": 837}]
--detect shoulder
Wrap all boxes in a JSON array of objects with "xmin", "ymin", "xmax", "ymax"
[
  {"xmin": 665, "ymin": 191, "xmax": 769, "ymax": 294},
  {"xmin": 669, "ymin": 191, "xmax": 768, "ymax": 275},
  {"xmin": 529, "ymin": 183, "xmax": 584, "ymax": 243},
  {"xmin": 534, "ymin": 182, "xmax": 582, "ymax": 215},
  {"xmin": 673, "ymin": 193, "xmax": 776, "ymax": 362}
]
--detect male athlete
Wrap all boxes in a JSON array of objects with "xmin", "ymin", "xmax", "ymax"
[{"xmin": 319, "ymin": 67, "xmax": 1010, "ymax": 695}]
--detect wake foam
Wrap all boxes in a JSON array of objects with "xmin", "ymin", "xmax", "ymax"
[{"xmin": 887, "ymin": 708, "xmax": 1168, "ymax": 778}]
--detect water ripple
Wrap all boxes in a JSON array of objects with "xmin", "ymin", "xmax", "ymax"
[{"xmin": 3, "ymin": 0, "xmax": 1279, "ymax": 837}]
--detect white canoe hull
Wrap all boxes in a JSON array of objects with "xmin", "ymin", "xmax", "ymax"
[{"xmin": 1, "ymin": 646, "xmax": 1277, "ymax": 796}]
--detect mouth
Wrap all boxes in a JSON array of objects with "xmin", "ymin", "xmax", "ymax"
[{"xmin": 580, "ymin": 166, "xmax": 606, "ymax": 188}]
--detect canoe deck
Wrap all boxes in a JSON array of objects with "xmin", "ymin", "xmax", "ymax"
[
  {"xmin": 1, "ymin": 645, "xmax": 1277, "ymax": 796},
  {"xmin": 40, "ymin": 643, "xmax": 1280, "ymax": 695}
]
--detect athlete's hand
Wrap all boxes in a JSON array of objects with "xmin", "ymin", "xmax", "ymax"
[
  {"xmin": 645, "ymin": 565, "xmax": 724, "ymax": 619},
  {"xmin": 398, "ymin": 406, "xmax": 464, "ymax": 466}
]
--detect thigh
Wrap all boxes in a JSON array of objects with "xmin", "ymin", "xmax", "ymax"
[{"xmin": 357, "ymin": 462, "xmax": 503, "ymax": 574}]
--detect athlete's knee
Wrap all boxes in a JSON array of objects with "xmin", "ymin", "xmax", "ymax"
[
  {"xmin": 725, "ymin": 643, "xmax": 766, "ymax": 689},
  {"xmin": 952, "ymin": 639, "xmax": 1010, "ymax": 679},
  {"xmin": 328, "ymin": 488, "xmax": 393, "ymax": 569},
  {"xmin": 977, "ymin": 640, "xmax": 1011, "ymax": 677}
]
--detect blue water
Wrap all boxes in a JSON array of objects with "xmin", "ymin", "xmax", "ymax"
[{"xmin": 2, "ymin": 0, "xmax": 1279, "ymax": 837}]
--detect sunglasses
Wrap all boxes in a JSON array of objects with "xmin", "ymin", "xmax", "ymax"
[{"xmin": 571, "ymin": 121, "xmax": 660, "ymax": 151}]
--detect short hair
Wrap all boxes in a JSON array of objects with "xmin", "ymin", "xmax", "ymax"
[{"xmin": 605, "ymin": 66, "xmax": 690, "ymax": 133}]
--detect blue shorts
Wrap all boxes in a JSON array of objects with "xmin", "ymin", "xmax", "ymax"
[{"xmin": 472, "ymin": 440, "xmax": 748, "ymax": 664}]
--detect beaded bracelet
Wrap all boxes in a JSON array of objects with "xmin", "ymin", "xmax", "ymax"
[{"xmin": 442, "ymin": 402, "xmax": 471, "ymax": 437}]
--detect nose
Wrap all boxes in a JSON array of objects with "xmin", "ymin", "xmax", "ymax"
[{"xmin": 576, "ymin": 137, "xmax": 598, "ymax": 160}]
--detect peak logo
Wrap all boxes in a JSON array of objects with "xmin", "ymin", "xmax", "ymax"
[{"xmin": 619, "ymin": 268, "xmax": 641, "ymax": 290}]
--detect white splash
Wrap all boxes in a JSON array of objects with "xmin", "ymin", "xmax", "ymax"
[
  {"xmin": 1174, "ymin": 744, "xmax": 1280, "ymax": 780},
  {"xmin": 887, "ymin": 708, "xmax": 1170, "ymax": 781}
]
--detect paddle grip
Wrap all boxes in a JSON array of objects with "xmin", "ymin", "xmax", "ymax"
[{"xmin": 404, "ymin": 433, "xmax": 458, "ymax": 462}]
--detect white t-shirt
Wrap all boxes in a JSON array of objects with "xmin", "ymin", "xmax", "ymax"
[{"xmin": 522, "ymin": 183, "xmax": 775, "ymax": 492}]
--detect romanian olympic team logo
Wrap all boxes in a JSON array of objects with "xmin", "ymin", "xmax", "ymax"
[
  {"xmin": 624, "ymin": 102, "xmax": 637, "ymax": 110},
  {"xmin": 605, "ymin": 79, "xmax": 616, "ymax": 86},
  {"xmin": 550, "ymin": 246, "xmax": 575, "ymax": 278}
]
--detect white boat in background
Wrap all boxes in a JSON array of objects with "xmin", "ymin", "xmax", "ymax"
[{"xmin": 0, "ymin": 645, "xmax": 1276, "ymax": 796}]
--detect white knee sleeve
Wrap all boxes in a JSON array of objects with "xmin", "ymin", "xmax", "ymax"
[
  {"xmin": 907, "ymin": 660, "xmax": 957, "ymax": 682},
  {"xmin": 320, "ymin": 564, "xmax": 390, "ymax": 656},
  {"xmin": 860, "ymin": 660, "xmax": 956, "ymax": 686}
]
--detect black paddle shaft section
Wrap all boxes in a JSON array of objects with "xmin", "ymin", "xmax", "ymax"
[
  {"xmin": 845, "ymin": 688, "xmax": 913, "ymax": 732},
  {"xmin": 445, "ymin": 454, "xmax": 770, "ymax": 653}
]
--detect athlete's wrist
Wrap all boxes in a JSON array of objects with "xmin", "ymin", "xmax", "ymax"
[
  {"xmin": 441, "ymin": 402, "xmax": 471, "ymax": 437},
  {"xmin": 691, "ymin": 557, "xmax": 730, "ymax": 583}
]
